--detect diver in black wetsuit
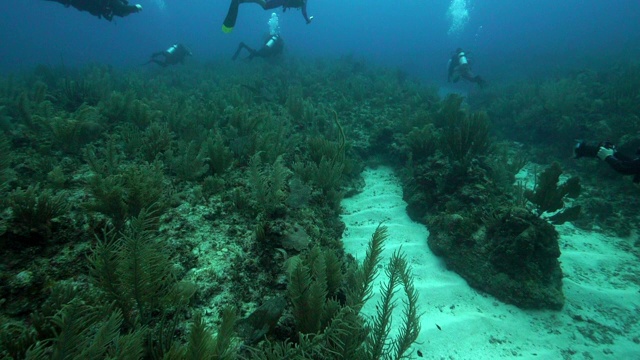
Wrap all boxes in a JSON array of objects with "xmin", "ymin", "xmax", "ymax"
[
  {"xmin": 223, "ymin": 0, "xmax": 313, "ymax": 33},
  {"xmin": 596, "ymin": 146, "xmax": 640, "ymax": 183},
  {"xmin": 233, "ymin": 34, "xmax": 284, "ymax": 61},
  {"xmin": 45, "ymin": 0, "xmax": 142, "ymax": 21},
  {"xmin": 575, "ymin": 141, "xmax": 640, "ymax": 183},
  {"xmin": 144, "ymin": 44, "xmax": 192, "ymax": 67},
  {"xmin": 447, "ymin": 48, "xmax": 486, "ymax": 88}
]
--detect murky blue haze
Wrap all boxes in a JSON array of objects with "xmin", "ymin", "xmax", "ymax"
[{"xmin": 1, "ymin": 0, "xmax": 639, "ymax": 85}]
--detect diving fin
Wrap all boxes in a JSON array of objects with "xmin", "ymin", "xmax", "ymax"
[{"xmin": 222, "ymin": 0, "xmax": 240, "ymax": 33}]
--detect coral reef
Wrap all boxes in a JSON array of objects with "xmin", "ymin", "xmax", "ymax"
[
  {"xmin": 524, "ymin": 162, "xmax": 581, "ymax": 223},
  {"xmin": 427, "ymin": 206, "xmax": 564, "ymax": 310},
  {"xmin": 391, "ymin": 98, "xmax": 567, "ymax": 309},
  {"xmin": 0, "ymin": 56, "xmax": 638, "ymax": 358},
  {"xmin": 7, "ymin": 184, "xmax": 69, "ymax": 243}
]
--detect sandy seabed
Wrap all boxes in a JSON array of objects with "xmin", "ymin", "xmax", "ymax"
[{"xmin": 341, "ymin": 167, "xmax": 640, "ymax": 360}]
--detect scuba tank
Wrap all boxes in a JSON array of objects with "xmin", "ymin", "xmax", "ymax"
[
  {"xmin": 266, "ymin": 35, "xmax": 278, "ymax": 48},
  {"xmin": 458, "ymin": 51, "xmax": 468, "ymax": 66},
  {"xmin": 167, "ymin": 44, "xmax": 178, "ymax": 54}
]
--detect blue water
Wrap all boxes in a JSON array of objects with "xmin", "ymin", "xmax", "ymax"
[{"xmin": 2, "ymin": 0, "xmax": 639, "ymax": 84}]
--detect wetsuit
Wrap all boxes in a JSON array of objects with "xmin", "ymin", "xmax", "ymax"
[
  {"xmin": 233, "ymin": 35, "xmax": 284, "ymax": 60},
  {"xmin": 605, "ymin": 153, "xmax": 640, "ymax": 183},
  {"xmin": 45, "ymin": 0, "xmax": 140, "ymax": 20},
  {"xmin": 448, "ymin": 49, "xmax": 485, "ymax": 87},
  {"xmin": 145, "ymin": 44, "xmax": 192, "ymax": 67},
  {"xmin": 107, "ymin": 0, "xmax": 141, "ymax": 19},
  {"xmin": 265, "ymin": 0, "xmax": 310, "ymax": 23},
  {"xmin": 223, "ymin": 0, "xmax": 310, "ymax": 33}
]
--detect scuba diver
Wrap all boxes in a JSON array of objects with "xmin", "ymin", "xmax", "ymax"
[
  {"xmin": 143, "ymin": 44, "xmax": 192, "ymax": 67},
  {"xmin": 233, "ymin": 34, "xmax": 284, "ymax": 61},
  {"xmin": 574, "ymin": 141, "xmax": 640, "ymax": 183},
  {"xmin": 233, "ymin": 13, "xmax": 284, "ymax": 61},
  {"xmin": 447, "ymin": 48, "xmax": 486, "ymax": 88},
  {"xmin": 222, "ymin": 0, "xmax": 313, "ymax": 33},
  {"xmin": 44, "ymin": 0, "xmax": 142, "ymax": 21}
]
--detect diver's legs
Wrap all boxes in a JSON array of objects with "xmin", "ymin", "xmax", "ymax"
[
  {"xmin": 460, "ymin": 69, "xmax": 477, "ymax": 83},
  {"xmin": 233, "ymin": 43, "xmax": 248, "ymax": 60},
  {"xmin": 246, "ymin": 48, "xmax": 259, "ymax": 60},
  {"xmin": 222, "ymin": 0, "xmax": 241, "ymax": 33},
  {"xmin": 459, "ymin": 69, "xmax": 486, "ymax": 88},
  {"xmin": 45, "ymin": 0, "xmax": 74, "ymax": 8},
  {"xmin": 239, "ymin": 0, "xmax": 267, "ymax": 8},
  {"xmin": 110, "ymin": 2, "xmax": 142, "ymax": 17},
  {"xmin": 150, "ymin": 60, "xmax": 169, "ymax": 67},
  {"xmin": 232, "ymin": 43, "xmax": 258, "ymax": 60},
  {"xmin": 473, "ymin": 76, "xmax": 486, "ymax": 88}
]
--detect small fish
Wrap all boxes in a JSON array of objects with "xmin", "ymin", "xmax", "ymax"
[
  {"xmin": 436, "ymin": 324, "xmax": 442, "ymax": 330},
  {"xmin": 417, "ymin": 350, "xmax": 423, "ymax": 357}
]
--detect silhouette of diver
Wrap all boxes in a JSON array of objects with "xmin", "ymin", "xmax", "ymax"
[
  {"xmin": 222, "ymin": 0, "xmax": 313, "ymax": 33},
  {"xmin": 448, "ymin": 48, "xmax": 486, "ymax": 88},
  {"xmin": 233, "ymin": 34, "xmax": 284, "ymax": 61},
  {"xmin": 45, "ymin": 0, "xmax": 142, "ymax": 21},
  {"xmin": 144, "ymin": 44, "xmax": 192, "ymax": 67}
]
